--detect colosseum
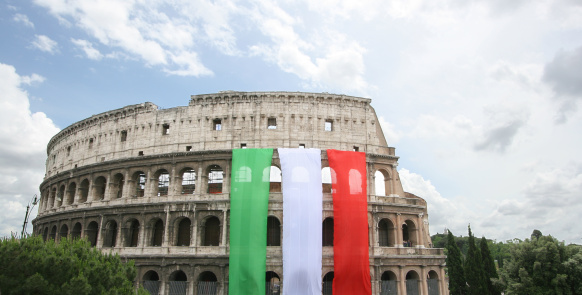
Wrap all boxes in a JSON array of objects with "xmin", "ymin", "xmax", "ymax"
[{"xmin": 33, "ymin": 91, "xmax": 447, "ymax": 295}]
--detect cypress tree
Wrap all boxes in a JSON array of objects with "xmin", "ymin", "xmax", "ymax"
[
  {"xmin": 464, "ymin": 225, "xmax": 487, "ymax": 295},
  {"xmin": 480, "ymin": 236, "xmax": 500, "ymax": 295},
  {"xmin": 446, "ymin": 230, "xmax": 467, "ymax": 295}
]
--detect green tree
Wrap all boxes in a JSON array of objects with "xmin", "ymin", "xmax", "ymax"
[
  {"xmin": 446, "ymin": 230, "xmax": 467, "ymax": 295},
  {"xmin": 480, "ymin": 236, "xmax": 500, "ymax": 295},
  {"xmin": 0, "ymin": 235, "xmax": 146, "ymax": 295},
  {"xmin": 464, "ymin": 226, "xmax": 487, "ymax": 295}
]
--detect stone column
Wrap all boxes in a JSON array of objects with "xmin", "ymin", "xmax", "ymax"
[
  {"xmin": 171, "ymin": 165, "xmax": 180, "ymax": 196},
  {"xmin": 221, "ymin": 209, "xmax": 228, "ymax": 247},
  {"xmin": 97, "ymin": 215, "xmax": 105, "ymax": 248},
  {"xmin": 421, "ymin": 266, "xmax": 428, "ymax": 295},
  {"xmin": 396, "ymin": 213, "xmax": 403, "ymax": 247},
  {"xmin": 416, "ymin": 214, "xmax": 423, "ymax": 248},
  {"xmin": 163, "ymin": 207, "xmax": 171, "ymax": 247},
  {"xmin": 191, "ymin": 210, "xmax": 198, "ymax": 247},
  {"xmin": 104, "ymin": 172, "xmax": 112, "ymax": 201},
  {"xmin": 440, "ymin": 266, "xmax": 447, "ymax": 295},
  {"xmin": 398, "ymin": 266, "xmax": 406, "ymax": 295},
  {"xmin": 121, "ymin": 169, "xmax": 129, "ymax": 199}
]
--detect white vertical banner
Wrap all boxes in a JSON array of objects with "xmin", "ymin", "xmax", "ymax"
[{"xmin": 278, "ymin": 148, "xmax": 323, "ymax": 295}]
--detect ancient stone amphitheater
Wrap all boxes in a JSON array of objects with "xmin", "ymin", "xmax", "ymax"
[{"xmin": 33, "ymin": 91, "xmax": 446, "ymax": 295}]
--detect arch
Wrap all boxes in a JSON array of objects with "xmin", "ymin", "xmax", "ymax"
[
  {"xmin": 79, "ymin": 179, "xmax": 89, "ymax": 203},
  {"xmin": 169, "ymin": 270, "xmax": 188, "ymax": 295},
  {"xmin": 155, "ymin": 169, "xmax": 170, "ymax": 196},
  {"xmin": 198, "ymin": 271, "xmax": 218, "ymax": 295},
  {"xmin": 142, "ymin": 270, "xmax": 160, "ymax": 295},
  {"xmin": 427, "ymin": 270, "xmax": 440, "ymax": 295},
  {"xmin": 322, "ymin": 167, "xmax": 332, "ymax": 193},
  {"xmin": 323, "ymin": 271, "xmax": 334, "ymax": 295},
  {"xmin": 59, "ymin": 224, "xmax": 68, "ymax": 240},
  {"xmin": 402, "ymin": 220, "xmax": 418, "ymax": 247},
  {"xmin": 42, "ymin": 226, "xmax": 48, "ymax": 241},
  {"xmin": 406, "ymin": 270, "xmax": 420, "ymax": 295},
  {"xmin": 379, "ymin": 218, "xmax": 396, "ymax": 247},
  {"xmin": 322, "ymin": 217, "xmax": 334, "ymax": 246},
  {"xmin": 57, "ymin": 185, "xmax": 65, "ymax": 207},
  {"xmin": 150, "ymin": 218, "xmax": 164, "ymax": 247},
  {"xmin": 375, "ymin": 169, "xmax": 391, "ymax": 196},
  {"xmin": 65, "ymin": 182, "xmax": 76, "ymax": 205},
  {"xmin": 49, "ymin": 187, "xmax": 57, "ymax": 208},
  {"xmin": 267, "ymin": 216, "xmax": 281, "ymax": 246},
  {"xmin": 103, "ymin": 220, "xmax": 118, "ymax": 247},
  {"xmin": 181, "ymin": 168, "xmax": 196, "ymax": 194},
  {"xmin": 269, "ymin": 166, "xmax": 282, "ymax": 192},
  {"xmin": 132, "ymin": 171, "xmax": 146, "ymax": 198},
  {"xmin": 266, "ymin": 271, "xmax": 281, "ymax": 295},
  {"xmin": 207, "ymin": 165, "xmax": 223, "ymax": 193},
  {"xmin": 381, "ymin": 271, "xmax": 398, "ymax": 295},
  {"xmin": 112, "ymin": 173, "xmax": 124, "ymax": 199},
  {"xmin": 86, "ymin": 221, "xmax": 99, "ymax": 246},
  {"xmin": 71, "ymin": 222, "xmax": 82, "ymax": 239},
  {"xmin": 93, "ymin": 176, "xmax": 107, "ymax": 200},
  {"xmin": 125, "ymin": 219, "xmax": 140, "ymax": 247},
  {"xmin": 201, "ymin": 216, "xmax": 220, "ymax": 246},
  {"xmin": 49, "ymin": 225, "xmax": 57, "ymax": 240},
  {"xmin": 176, "ymin": 218, "xmax": 191, "ymax": 246}
]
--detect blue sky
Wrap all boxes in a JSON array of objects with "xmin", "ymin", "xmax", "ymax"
[{"xmin": 1, "ymin": 0, "xmax": 581, "ymax": 243}]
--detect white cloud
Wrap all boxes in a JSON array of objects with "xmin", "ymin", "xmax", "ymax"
[
  {"xmin": 13, "ymin": 13, "xmax": 34, "ymax": 28},
  {"xmin": 0, "ymin": 63, "xmax": 60, "ymax": 238},
  {"xmin": 31, "ymin": 35, "xmax": 58, "ymax": 54},
  {"xmin": 71, "ymin": 38, "xmax": 103, "ymax": 60},
  {"xmin": 543, "ymin": 46, "xmax": 582, "ymax": 123}
]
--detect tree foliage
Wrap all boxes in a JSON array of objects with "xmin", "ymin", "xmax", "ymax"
[
  {"xmin": 0, "ymin": 235, "xmax": 143, "ymax": 295},
  {"xmin": 446, "ymin": 231, "xmax": 467, "ymax": 295},
  {"xmin": 464, "ymin": 226, "xmax": 487, "ymax": 295},
  {"xmin": 480, "ymin": 236, "xmax": 501, "ymax": 295}
]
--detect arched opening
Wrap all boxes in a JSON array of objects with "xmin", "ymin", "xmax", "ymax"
[
  {"xmin": 181, "ymin": 168, "xmax": 196, "ymax": 194},
  {"xmin": 57, "ymin": 185, "xmax": 65, "ymax": 207},
  {"xmin": 151, "ymin": 219, "xmax": 164, "ymax": 247},
  {"xmin": 402, "ymin": 220, "xmax": 418, "ymax": 247},
  {"xmin": 50, "ymin": 187, "xmax": 57, "ymax": 208},
  {"xmin": 86, "ymin": 221, "xmax": 99, "ymax": 247},
  {"xmin": 269, "ymin": 166, "xmax": 282, "ymax": 192},
  {"xmin": 379, "ymin": 218, "xmax": 396, "ymax": 247},
  {"xmin": 49, "ymin": 225, "xmax": 57, "ymax": 240},
  {"xmin": 79, "ymin": 179, "xmax": 89, "ymax": 203},
  {"xmin": 267, "ymin": 216, "xmax": 281, "ymax": 246},
  {"xmin": 207, "ymin": 165, "xmax": 223, "ymax": 193},
  {"xmin": 176, "ymin": 218, "xmax": 191, "ymax": 246},
  {"xmin": 65, "ymin": 182, "xmax": 76, "ymax": 205},
  {"xmin": 125, "ymin": 219, "xmax": 140, "ymax": 247},
  {"xmin": 104, "ymin": 220, "xmax": 118, "ymax": 248},
  {"xmin": 427, "ymin": 270, "xmax": 440, "ymax": 295},
  {"xmin": 112, "ymin": 173, "xmax": 124, "ymax": 199},
  {"xmin": 323, "ymin": 272, "xmax": 334, "ymax": 295},
  {"xmin": 381, "ymin": 271, "xmax": 398, "ymax": 295},
  {"xmin": 93, "ymin": 176, "xmax": 107, "ymax": 200},
  {"xmin": 406, "ymin": 271, "xmax": 420, "ymax": 295},
  {"xmin": 59, "ymin": 224, "xmax": 68, "ymax": 240},
  {"xmin": 198, "ymin": 271, "xmax": 218, "ymax": 295},
  {"xmin": 322, "ymin": 218, "xmax": 334, "ymax": 246},
  {"xmin": 202, "ymin": 216, "xmax": 220, "ymax": 246},
  {"xmin": 142, "ymin": 270, "xmax": 160, "ymax": 295},
  {"xmin": 322, "ymin": 167, "xmax": 332, "ymax": 193},
  {"xmin": 42, "ymin": 227, "xmax": 48, "ymax": 241},
  {"xmin": 266, "ymin": 271, "xmax": 281, "ymax": 295},
  {"xmin": 156, "ymin": 170, "xmax": 170, "ymax": 196},
  {"xmin": 169, "ymin": 270, "xmax": 188, "ymax": 295},
  {"xmin": 132, "ymin": 171, "xmax": 146, "ymax": 198},
  {"xmin": 375, "ymin": 169, "xmax": 392, "ymax": 196},
  {"xmin": 71, "ymin": 222, "xmax": 82, "ymax": 239}
]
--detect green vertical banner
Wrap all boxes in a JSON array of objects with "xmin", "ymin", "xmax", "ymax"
[{"xmin": 229, "ymin": 148, "xmax": 273, "ymax": 295}]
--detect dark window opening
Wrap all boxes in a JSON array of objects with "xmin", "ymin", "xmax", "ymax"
[
  {"xmin": 67, "ymin": 146, "xmax": 71, "ymax": 156},
  {"xmin": 267, "ymin": 217, "xmax": 281, "ymax": 246},
  {"xmin": 59, "ymin": 224, "xmax": 69, "ymax": 240},
  {"xmin": 162, "ymin": 124, "xmax": 170, "ymax": 135},
  {"xmin": 88, "ymin": 138, "xmax": 93, "ymax": 149},
  {"xmin": 104, "ymin": 221, "xmax": 117, "ymax": 247},
  {"xmin": 152, "ymin": 219, "xmax": 164, "ymax": 246},
  {"xmin": 202, "ymin": 216, "xmax": 220, "ymax": 246},
  {"xmin": 127, "ymin": 220, "xmax": 140, "ymax": 247},
  {"xmin": 241, "ymin": 143, "xmax": 247, "ymax": 149},
  {"xmin": 138, "ymin": 151, "xmax": 144, "ymax": 156},
  {"xmin": 379, "ymin": 219, "xmax": 390, "ymax": 247},
  {"xmin": 71, "ymin": 223, "xmax": 82, "ymax": 239},
  {"xmin": 268, "ymin": 117, "xmax": 277, "ymax": 129},
  {"xmin": 177, "ymin": 218, "xmax": 191, "ymax": 246},
  {"xmin": 121, "ymin": 130, "xmax": 127, "ymax": 142},
  {"xmin": 353, "ymin": 146, "xmax": 359, "ymax": 152},
  {"xmin": 323, "ymin": 272, "xmax": 334, "ymax": 295},
  {"xmin": 299, "ymin": 144, "xmax": 305, "ymax": 149},
  {"xmin": 322, "ymin": 218, "xmax": 334, "ymax": 246},
  {"xmin": 86, "ymin": 221, "xmax": 99, "ymax": 247},
  {"xmin": 186, "ymin": 146, "xmax": 192, "ymax": 151},
  {"xmin": 213, "ymin": 119, "xmax": 222, "ymax": 131}
]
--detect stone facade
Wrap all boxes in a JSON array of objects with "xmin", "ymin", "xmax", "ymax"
[{"xmin": 33, "ymin": 91, "xmax": 447, "ymax": 295}]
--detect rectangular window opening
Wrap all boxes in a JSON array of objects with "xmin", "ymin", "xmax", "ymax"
[
  {"xmin": 299, "ymin": 144, "xmax": 305, "ymax": 149},
  {"xmin": 67, "ymin": 146, "xmax": 71, "ymax": 156},
  {"xmin": 186, "ymin": 146, "xmax": 192, "ymax": 151},
  {"xmin": 353, "ymin": 146, "xmax": 359, "ymax": 152},
  {"xmin": 241, "ymin": 143, "xmax": 247, "ymax": 149},
  {"xmin": 120, "ymin": 130, "xmax": 127, "ymax": 142},
  {"xmin": 325, "ymin": 120, "xmax": 333, "ymax": 131},
  {"xmin": 138, "ymin": 151, "xmax": 144, "ymax": 156},
  {"xmin": 89, "ymin": 138, "xmax": 94, "ymax": 149},
  {"xmin": 267, "ymin": 117, "xmax": 277, "ymax": 129},
  {"xmin": 162, "ymin": 124, "xmax": 170, "ymax": 135},
  {"xmin": 213, "ymin": 119, "xmax": 222, "ymax": 131}
]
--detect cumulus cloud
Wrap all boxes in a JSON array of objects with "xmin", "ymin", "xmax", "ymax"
[
  {"xmin": 71, "ymin": 38, "xmax": 103, "ymax": 60},
  {"xmin": 0, "ymin": 63, "xmax": 60, "ymax": 237},
  {"xmin": 13, "ymin": 13, "xmax": 34, "ymax": 27},
  {"xmin": 543, "ymin": 46, "xmax": 582, "ymax": 123},
  {"xmin": 31, "ymin": 35, "xmax": 58, "ymax": 54}
]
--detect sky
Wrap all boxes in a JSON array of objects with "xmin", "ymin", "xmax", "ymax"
[{"xmin": 1, "ymin": 0, "xmax": 581, "ymax": 244}]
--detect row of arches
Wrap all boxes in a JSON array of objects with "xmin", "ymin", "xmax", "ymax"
[
  {"xmin": 40, "ymin": 164, "xmax": 396, "ymax": 213},
  {"xmin": 136, "ymin": 269, "xmax": 441, "ymax": 295},
  {"xmin": 39, "ymin": 215, "xmax": 421, "ymax": 249}
]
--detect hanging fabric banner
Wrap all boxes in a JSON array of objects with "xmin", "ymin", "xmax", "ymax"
[
  {"xmin": 327, "ymin": 149, "xmax": 372, "ymax": 295},
  {"xmin": 278, "ymin": 148, "xmax": 323, "ymax": 295},
  {"xmin": 229, "ymin": 148, "xmax": 274, "ymax": 295}
]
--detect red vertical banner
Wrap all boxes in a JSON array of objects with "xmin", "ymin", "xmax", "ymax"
[{"xmin": 327, "ymin": 149, "xmax": 371, "ymax": 295}]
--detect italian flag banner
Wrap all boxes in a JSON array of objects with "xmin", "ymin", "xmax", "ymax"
[
  {"xmin": 278, "ymin": 148, "xmax": 323, "ymax": 295},
  {"xmin": 229, "ymin": 148, "xmax": 274, "ymax": 295},
  {"xmin": 327, "ymin": 149, "xmax": 372, "ymax": 295}
]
